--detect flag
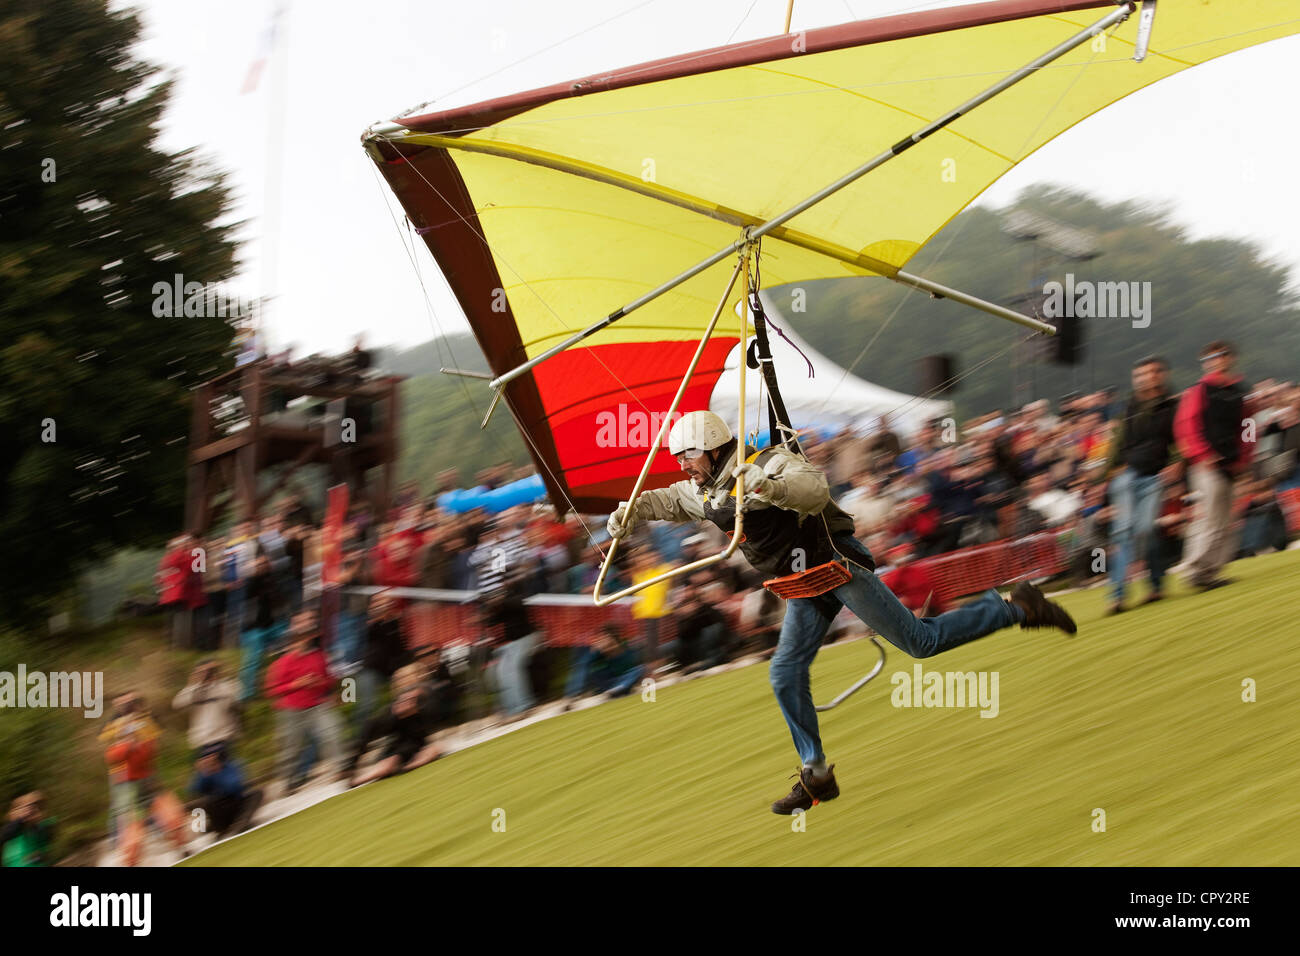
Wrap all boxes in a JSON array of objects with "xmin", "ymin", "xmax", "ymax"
[
  {"xmin": 240, "ymin": 3, "xmax": 284, "ymax": 94},
  {"xmin": 321, "ymin": 484, "xmax": 349, "ymax": 588}
]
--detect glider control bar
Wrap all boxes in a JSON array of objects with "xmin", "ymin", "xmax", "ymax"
[
  {"xmin": 592, "ymin": 248, "xmax": 754, "ymax": 607},
  {"xmin": 483, "ymin": 1, "xmax": 1135, "ymax": 400}
]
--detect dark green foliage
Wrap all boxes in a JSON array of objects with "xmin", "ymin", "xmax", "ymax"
[{"xmin": 0, "ymin": 1, "xmax": 241, "ymax": 622}]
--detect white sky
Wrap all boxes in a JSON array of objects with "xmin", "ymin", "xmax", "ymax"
[{"xmin": 119, "ymin": 0, "xmax": 1300, "ymax": 355}]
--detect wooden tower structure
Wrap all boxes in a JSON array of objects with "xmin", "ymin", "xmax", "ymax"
[{"xmin": 184, "ymin": 355, "xmax": 403, "ymax": 532}]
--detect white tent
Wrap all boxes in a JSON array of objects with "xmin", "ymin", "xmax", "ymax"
[{"xmin": 709, "ymin": 290, "xmax": 951, "ymax": 440}]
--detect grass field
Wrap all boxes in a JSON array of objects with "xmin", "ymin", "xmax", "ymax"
[{"xmin": 187, "ymin": 550, "xmax": 1300, "ymax": 866}]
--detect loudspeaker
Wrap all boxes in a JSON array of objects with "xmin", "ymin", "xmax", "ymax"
[
  {"xmin": 918, "ymin": 354, "xmax": 957, "ymax": 395},
  {"xmin": 1050, "ymin": 312, "xmax": 1084, "ymax": 365}
]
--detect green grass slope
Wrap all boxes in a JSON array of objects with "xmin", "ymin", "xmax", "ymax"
[{"xmin": 189, "ymin": 550, "xmax": 1300, "ymax": 866}]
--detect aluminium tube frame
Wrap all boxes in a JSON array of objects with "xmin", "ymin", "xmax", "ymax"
[{"xmin": 593, "ymin": 245, "xmax": 757, "ymax": 607}]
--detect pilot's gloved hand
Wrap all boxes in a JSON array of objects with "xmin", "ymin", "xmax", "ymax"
[
  {"xmin": 607, "ymin": 502, "xmax": 636, "ymax": 539},
  {"xmin": 731, "ymin": 462, "xmax": 780, "ymax": 502}
]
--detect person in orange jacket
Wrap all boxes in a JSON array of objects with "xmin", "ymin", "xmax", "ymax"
[{"xmin": 99, "ymin": 693, "xmax": 161, "ymax": 860}]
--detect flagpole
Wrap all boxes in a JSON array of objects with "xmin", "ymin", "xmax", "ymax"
[{"xmin": 260, "ymin": 1, "xmax": 289, "ymax": 353}]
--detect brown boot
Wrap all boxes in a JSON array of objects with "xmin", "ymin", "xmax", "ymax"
[
  {"xmin": 1009, "ymin": 581, "xmax": 1077, "ymax": 635},
  {"xmin": 770, "ymin": 765, "xmax": 839, "ymax": 815}
]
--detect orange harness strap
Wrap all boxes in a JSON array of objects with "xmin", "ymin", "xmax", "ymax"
[{"xmin": 762, "ymin": 560, "xmax": 851, "ymax": 599}]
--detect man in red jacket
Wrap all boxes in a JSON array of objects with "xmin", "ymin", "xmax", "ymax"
[
  {"xmin": 156, "ymin": 533, "xmax": 205, "ymax": 650},
  {"xmin": 1174, "ymin": 341, "xmax": 1253, "ymax": 590},
  {"xmin": 266, "ymin": 607, "xmax": 344, "ymax": 791}
]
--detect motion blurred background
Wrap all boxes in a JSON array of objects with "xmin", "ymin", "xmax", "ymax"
[{"xmin": 2, "ymin": 0, "xmax": 1298, "ymax": 866}]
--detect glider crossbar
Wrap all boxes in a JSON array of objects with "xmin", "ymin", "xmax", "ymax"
[
  {"xmin": 593, "ymin": 245, "xmax": 755, "ymax": 607},
  {"xmin": 483, "ymin": 1, "xmax": 1133, "ymax": 395}
]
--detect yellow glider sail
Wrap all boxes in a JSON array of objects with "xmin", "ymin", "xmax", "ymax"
[{"xmin": 365, "ymin": 0, "xmax": 1300, "ymax": 513}]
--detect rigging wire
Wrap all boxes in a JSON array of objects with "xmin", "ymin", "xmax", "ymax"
[
  {"xmin": 726, "ymin": 0, "xmax": 763, "ymax": 45},
  {"xmin": 394, "ymin": 0, "xmax": 663, "ymax": 120},
  {"xmin": 370, "ymin": 163, "xmax": 616, "ymax": 547},
  {"xmin": 802, "ymin": 16, "xmax": 1122, "ymax": 426},
  {"xmin": 394, "ymin": 146, "xmax": 734, "ymax": 424},
  {"xmin": 370, "ymin": 8, "xmax": 1245, "ymax": 531},
  {"xmin": 370, "ymin": 164, "xmax": 579, "ymax": 522}
]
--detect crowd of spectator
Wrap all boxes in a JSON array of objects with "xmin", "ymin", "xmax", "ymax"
[
  {"xmin": 153, "ymin": 339, "xmax": 1300, "ymax": 711},
  {"xmin": 65, "ymin": 341, "xmax": 1293, "ymax": 866},
  {"xmin": 8, "ymin": 342, "xmax": 1296, "ymax": 866}
]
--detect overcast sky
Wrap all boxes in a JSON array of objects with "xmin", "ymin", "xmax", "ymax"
[{"xmin": 118, "ymin": 0, "xmax": 1300, "ymax": 355}]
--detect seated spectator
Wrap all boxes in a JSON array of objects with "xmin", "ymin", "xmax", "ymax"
[
  {"xmin": 665, "ymin": 576, "xmax": 727, "ymax": 672},
  {"xmin": 880, "ymin": 543, "xmax": 946, "ymax": 616},
  {"xmin": 563, "ymin": 625, "xmax": 645, "ymax": 701},
  {"xmin": 890, "ymin": 492, "xmax": 943, "ymax": 556},
  {"xmin": 188, "ymin": 742, "xmax": 263, "ymax": 840},
  {"xmin": 840, "ymin": 471, "xmax": 894, "ymax": 538},
  {"xmin": 1259, "ymin": 389, "xmax": 1300, "ymax": 489},
  {"xmin": 1237, "ymin": 478, "xmax": 1289, "ymax": 557},
  {"xmin": 866, "ymin": 415, "xmax": 903, "ymax": 472},
  {"xmin": 1026, "ymin": 473, "xmax": 1080, "ymax": 528},
  {"xmin": 738, "ymin": 587, "xmax": 784, "ymax": 658},
  {"xmin": 481, "ymin": 576, "xmax": 539, "ymax": 718},
  {"xmin": 345, "ymin": 665, "xmax": 441, "ymax": 787},
  {"xmin": 1, "ymin": 792, "xmax": 55, "ymax": 867},
  {"xmin": 896, "ymin": 418, "xmax": 941, "ymax": 474},
  {"xmin": 415, "ymin": 645, "xmax": 461, "ymax": 730},
  {"xmin": 172, "ymin": 659, "xmax": 240, "ymax": 757},
  {"xmin": 356, "ymin": 592, "xmax": 411, "ymax": 731}
]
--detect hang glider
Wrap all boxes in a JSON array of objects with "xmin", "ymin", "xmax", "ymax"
[{"xmin": 364, "ymin": 0, "xmax": 1299, "ymax": 519}]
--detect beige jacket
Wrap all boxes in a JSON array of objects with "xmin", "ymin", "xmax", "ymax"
[
  {"xmin": 633, "ymin": 443, "xmax": 832, "ymax": 523},
  {"xmin": 172, "ymin": 678, "xmax": 240, "ymax": 750}
]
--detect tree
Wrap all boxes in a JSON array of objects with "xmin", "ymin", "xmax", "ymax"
[{"xmin": 0, "ymin": 0, "xmax": 241, "ymax": 623}]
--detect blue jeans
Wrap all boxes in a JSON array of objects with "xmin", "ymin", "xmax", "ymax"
[
  {"xmin": 564, "ymin": 649, "xmax": 645, "ymax": 697},
  {"xmin": 564, "ymin": 647, "xmax": 597, "ymax": 698},
  {"xmin": 333, "ymin": 611, "xmax": 366, "ymax": 669},
  {"xmin": 353, "ymin": 667, "xmax": 386, "ymax": 734},
  {"xmin": 239, "ymin": 621, "xmax": 287, "ymax": 702},
  {"xmin": 1108, "ymin": 470, "xmax": 1165, "ymax": 602},
  {"xmin": 770, "ymin": 556, "xmax": 1021, "ymax": 765},
  {"xmin": 496, "ymin": 634, "xmax": 538, "ymax": 716}
]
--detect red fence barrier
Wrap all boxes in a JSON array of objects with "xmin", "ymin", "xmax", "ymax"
[
  {"xmin": 372, "ymin": 498, "xmax": 1296, "ymax": 649},
  {"xmin": 371, "ymin": 491, "xmax": 1297, "ymax": 649},
  {"xmin": 912, "ymin": 532, "xmax": 1072, "ymax": 607},
  {"xmin": 1280, "ymin": 488, "xmax": 1300, "ymax": 535},
  {"xmin": 397, "ymin": 595, "xmax": 679, "ymax": 651},
  {"xmin": 365, "ymin": 531, "xmax": 1072, "ymax": 650}
]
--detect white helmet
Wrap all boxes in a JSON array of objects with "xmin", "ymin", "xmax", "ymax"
[{"xmin": 668, "ymin": 410, "xmax": 732, "ymax": 456}]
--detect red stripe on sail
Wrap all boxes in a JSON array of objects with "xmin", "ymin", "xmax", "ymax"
[{"xmin": 529, "ymin": 338, "xmax": 738, "ymax": 503}]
